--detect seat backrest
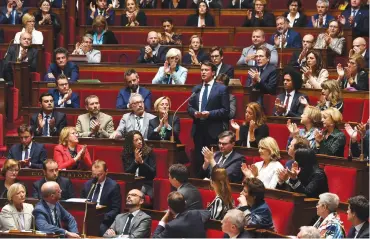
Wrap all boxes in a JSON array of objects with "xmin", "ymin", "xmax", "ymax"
[
  {"xmin": 324, "ymin": 165, "xmax": 357, "ymax": 201},
  {"xmin": 153, "ymin": 178, "xmax": 173, "ymax": 210},
  {"xmin": 265, "ymin": 198, "xmax": 295, "ymax": 235}
]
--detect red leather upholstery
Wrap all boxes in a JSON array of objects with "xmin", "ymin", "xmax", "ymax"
[
  {"xmin": 94, "ymin": 146, "xmax": 123, "ymax": 172},
  {"xmin": 342, "ymin": 98, "xmax": 364, "ymax": 123},
  {"xmin": 79, "ymin": 71, "xmax": 125, "ymax": 82},
  {"xmin": 362, "ymin": 99, "xmax": 369, "ymax": 123},
  {"xmin": 153, "ymin": 148, "xmax": 169, "ymax": 178},
  {"xmin": 267, "ymin": 123, "xmax": 290, "ymax": 150},
  {"xmin": 100, "ymin": 50, "xmax": 140, "ymax": 63},
  {"xmin": 8, "ymin": 88, "xmax": 19, "ymax": 122},
  {"xmin": 153, "ymin": 178, "xmax": 172, "ymax": 210},
  {"xmin": 206, "ymin": 229, "xmax": 224, "ymax": 238},
  {"xmin": 265, "ymin": 198, "xmax": 294, "ymax": 235},
  {"xmin": 324, "ymin": 165, "xmax": 357, "ymax": 201},
  {"xmin": 179, "ymin": 118, "xmax": 194, "ymax": 158},
  {"xmin": 198, "ymin": 189, "xmax": 216, "ymax": 208},
  {"xmin": 202, "ymin": 33, "xmax": 230, "ymax": 47},
  {"xmin": 79, "ymin": 89, "xmax": 118, "ymax": 108}
]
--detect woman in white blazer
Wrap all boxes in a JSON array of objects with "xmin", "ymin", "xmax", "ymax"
[
  {"xmin": 152, "ymin": 48, "xmax": 188, "ymax": 85},
  {"xmin": 0, "ymin": 183, "xmax": 34, "ymax": 231},
  {"xmin": 14, "ymin": 13, "xmax": 44, "ymax": 45}
]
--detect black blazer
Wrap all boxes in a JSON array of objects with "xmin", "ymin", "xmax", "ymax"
[
  {"xmin": 30, "ymin": 110, "xmax": 67, "ymax": 136},
  {"xmin": 182, "ymin": 48, "xmax": 210, "ymax": 65},
  {"xmin": 123, "ymin": 150, "xmax": 156, "ymax": 183},
  {"xmin": 4, "ymin": 45, "xmax": 38, "ymax": 72},
  {"xmin": 148, "ymin": 115, "xmax": 181, "ymax": 144},
  {"xmin": 273, "ymin": 91, "xmax": 308, "ymax": 117},
  {"xmin": 34, "ymin": 11, "xmax": 62, "ymax": 35},
  {"xmin": 87, "ymin": 30, "xmax": 118, "ymax": 44},
  {"xmin": 137, "ymin": 45, "xmax": 168, "ymax": 64},
  {"xmin": 218, "ymin": 63, "xmax": 235, "ymax": 79},
  {"xmin": 178, "ymin": 182, "xmax": 203, "ymax": 210},
  {"xmin": 243, "ymin": 10, "xmax": 276, "ymax": 27},
  {"xmin": 32, "ymin": 176, "xmax": 74, "ymax": 200},
  {"xmin": 283, "ymin": 11, "xmax": 307, "ymax": 27},
  {"xmin": 0, "ymin": 28, "xmax": 4, "ymax": 43},
  {"xmin": 186, "ymin": 14, "xmax": 215, "ymax": 27},
  {"xmin": 121, "ymin": 10, "xmax": 147, "ymax": 26},
  {"xmin": 340, "ymin": 70, "xmax": 369, "ymax": 91},
  {"xmin": 347, "ymin": 221, "xmax": 369, "ymax": 238},
  {"xmin": 7, "ymin": 142, "xmax": 47, "ymax": 169},
  {"xmin": 236, "ymin": 123, "xmax": 269, "ymax": 148}
]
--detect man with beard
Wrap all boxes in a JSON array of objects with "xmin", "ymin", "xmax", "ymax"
[
  {"xmin": 289, "ymin": 34, "xmax": 315, "ymax": 68},
  {"xmin": 103, "ymin": 189, "xmax": 151, "ymax": 238},
  {"xmin": 116, "ymin": 69, "xmax": 152, "ymax": 110},
  {"xmin": 269, "ymin": 16, "xmax": 302, "ymax": 49}
]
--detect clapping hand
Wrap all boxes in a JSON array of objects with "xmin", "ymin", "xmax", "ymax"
[
  {"xmin": 324, "ymin": 33, "xmax": 332, "ymax": 46},
  {"xmin": 248, "ymin": 69, "xmax": 260, "ymax": 84},
  {"xmin": 237, "ymin": 194, "xmax": 248, "ymax": 207},
  {"xmin": 6, "ymin": 1, "xmax": 13, "ymax": 14},
  {"xmin": 275, "ymin": 98, "xmax": 286, "ymax": 115},
  {"xmin": 37, "ymin": 113, "xmax": 45, "ymax": 128},
  {"xmin": 287, "ymin": 161, "xmax": 300, "ymax": 180},
  {"xmin": 164, "ymin": 61, "xmax": 171, "ymax": 74},
  {"xmin": 298, "ymin": 47, "xmax": 308, "ymax": 62},
  {"xmin": 255, "ymin": 10, "xmax": 263, "ymax": 19},
  {"xmin": 277, "ymin": 168, "xmax": 289, "ymax": 183},
  {"xmin": 49, "ymin": 117, "xmax": 55, "ymax": 130},
  {"xmin": 249, "ymin": 120, "xmax": 257, "ymax": 132},
  {"xmin": 348, "ymin": 16, "xmax": 355, "ymax": 26},
  {"xmin": 241, "ymin": 163, "xmax": 257, "ymax": 178},
  {"xmin": 230, "ymin": 119, "xmax": 240, "ymax": 131},
  {"xmin": 62, "ymin": 89, "xmax": 73, "ymax": 103},
  {"xmin": 246, "ymin": 53, "xmax": 256, "ymax": 62},
  {"xmin": 15, "ymin": 0, "xmax": 22, "ymax": 11},
  {"xmin": 286, "ymin": 119, "xmax": 299, "ymax": 137},
  {"xmin": 90, "ymin": 119, "xmax": 101, "ymax": 134},
  {"xmin": 20, "ymin": 158, "xmax": 30, "ymax": 167},
  {"xmin": 301, "ymin": 66, "xmax": 312, "ymax": 78},
  {"xmin": 246, "ymin": 9, "xmax": 252, "ymax": 20},
  {"xmin": 134, "ymin": 148, "xmax": 143, "ymax": 164},
  {"xmin": 344, "ymin": 123, "xmax": 357, "ymax": 141},
  {"xmin": 337, "ymin": 15, "xmax": 346, "ymax": 25},
  {"xmin": 298, "ymin": 96, "xmax": 308, "ymax": 106},
  {"xmin": 201, "ymin": 146, "xmax": 214, "ymax": 164},
  {"xmin": 89, "ymin": 2, "xmax": 96, "ymax": 13},
  {"xmin": 336, "ymin": 63, "xmax": 345, "ymax": 78},
  {"xmin": 144, "ymin": 45, "xmax": 153, "ymax": 58},
  {"xmin": 314, "ymin": 129, "xmax": 324, "ymax": 143}
]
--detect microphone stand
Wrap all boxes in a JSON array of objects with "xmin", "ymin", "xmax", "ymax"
[
  {"xmin": 81, "ymin": 181, "xmax": 97, "ymax": 238},
  {"xmin": 279, "ymin": 35, "xmax": 283, "ymax": 69}
]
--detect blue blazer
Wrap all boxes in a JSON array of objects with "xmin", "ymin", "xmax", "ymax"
[
  {"xmin": 269, "ymin": 29, "xmax": 302, "ymax": 48},
  {"xmin": 30, "ymin": 110, "xmax": 67, "ymax": 136},
  {"xmin": 87, "ymin": 9, "xmax": 115, "ymax": 25},
  {"xmin": 7, "ymin": 142, "xmax": 47, "ymax": 169},
  {"xmin": 48, "ymin": 89, "xmax": 80, "ymax": 108},
  {"xmin": 32, "ymin": 176, "xmax": 74, "ymax": 200},
  {"xmin": 307, "ymin": 14, "xmax": 335, "ymax": 27},
  {"xmin": 116, "ymin": 86, "xmax": 152, "ymax": 110},
  {"xmin": 33, "ymin": 199, "xmax": 78, "ymax": 235},
  {"xmin": 44, "ymin": 62, "xmax": 79, "ymax": 83},
  {"xmin": 0, "ymin": 7, "xmax": 27, "ymax": 24},
  {"xmin": 341, "ymin": 8, "xmax": 369, "ymax": 37}
]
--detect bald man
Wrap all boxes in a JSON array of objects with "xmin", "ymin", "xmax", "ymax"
[
  {"xmin": 351, "ymin": 37, "xmax": 369, "ymax": 66},
  {"xmin": 289, "ymin": 34, "xmax": 315, "ymax": 67},
  {"xmin": 103, "ymin": 189, "xmax": 151, "ymax": 238},
  {"xmin": 33, "ymin": 181, "xmax": 79, "ymax": 237},
  {"xmin": 137, "ymin": 31, "xmax": 168, "ymax": 64}
]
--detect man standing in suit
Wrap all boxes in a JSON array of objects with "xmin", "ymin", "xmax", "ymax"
[
  {"xmin": 307, "ymin": 0, "xmax": 334, "ymax": 28},
  {"xmin": 0, "ymin": 0, "xmax": 26, "ymax": 24},
  {"xmin": 168, "ymin": 164, "xmax": 203, "ymax": 210},
  {"xmin": 153, "ymin": 191, "xmax": 211, "ymax": 238},
  {"xmin": 48, "ymin": 75, "xmax": 80, "ymax": 108},
  {"xmin": 236, "ymin": 29, "xmax": 278, "ymax": 67},
  {"xmin": 137, "ymin": 31, "xmax": 168, "ymax": 64},
  {"xmin": 347, "ymin": 195, "xmax": 369, "ymax": 238},
  {"xmin": 30, "ymin": 93, "xmax": 67, "ymax": 136},
  {"xmin": 273, "ymin": 67, "xmax": 308, "ymax": 117},
  {"xmin": 33, "ymin": 181, "xmax": 79, "ymax": 237},
  {"xmin": 269, "ymin": 16, "xmax": 302, "ymax": 49},
  {"xmin": 87, "ymin": 0, "xmax": 115, "ymax": 25},
  {"xmin": 201, "ymin": 131, "xmax": 244, "ymax": 183},
  {"xmin": 188, "ymin": 61, "xmax": 230, "ymax": 177},
  {"xmin": 289, "ymin": 34, "xmax": 315, "ymax": 68},
  {"xmin": 76, "ymin": 95, "xmax": 114, "ymax": 138},
  {"xmin": 81, "ymin": 160, "xmax": 122, "ymax": 236},
  {"xmin": 210, "ymin": 46, "xmax": 234, "ymax": 79},
  {"xmin": 103, "ymin": 189, "xmax": 151, "ymax": 238},
  {"xmin": 32, "ymin": 159, "xmax": 74, "ymax": 200},
  {"xmin": 350, "ymin": 37, "xmax": 369, "ymax": 66},
  {"xmin": 7, "ymin": 124, "xmax": 47, "ymax": 169},
  {"xmin": 116, "ymin": 69, "xmax": 152, "ymax": 110},
  {"xmin": 44, "ymin": 47, "xmax": 79, "ymax": 82},
  {"xmin": 338, "ymin": 0, "xmax": 369, "ymax": 38},
  {"xmin": 222, "ymin": 209, "xmax": 253, "ymax": 238},
  {"xmin": 111, "ymin": 93, "xmax": 155, "ymax": 139}
]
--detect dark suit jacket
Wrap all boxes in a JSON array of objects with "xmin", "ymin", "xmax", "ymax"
[
  {"xmin": 0, "ymin": 7, "xmax": 26, "ymax": 24},
  {"xmin": 236, "ymin": 123, "xmax": 269, "ymax": 148},
  {"xmin": 273, "ymin": 91, "xmax": 308, "ymax": 117},
  {"xmin": 33, "ymin": 199, "xmax": 78, "ymax": 235},
  {"xmin": 87, "ymin": 8, "xmax": 115, "ymax": 25},
  {"xmin": 289, "ymin": 50, "xmax": 305, "ymax": 67},
  {"xmin": 123, "ymin": 151, "xmax": 156, "ymax": 183},
  {"xmin": 48, "ymin": 89, "xmax": 80, "ymax": 108},
  {"xmin": 186, "ymin": 14, "xmax": 215, "ymax": 27},
  {"xmin": 200, "ymin": 151, "xmax": 244, "ymax": 183},
  {"xmin": 0, "ymin": 180, "xmax": 24, "ymax": 198},
  {"xmin": 224, "ymin": 229, "xmax": 254, "ymax": 238},
  {"xmin": 121, "ymin": 10, "xmax": 147, "ymax": 26},
  {"xmin": 30, "ymin": 110, "xmax": 67, "ymax": 136},
  {"xmin": 116, "ymin": 86, "xmax": 152, "ymax": 110},
  {"xmin": 283, "ymin": 11, "xmax": 307, "ymax": 27},
  {"xmin": 4, "ymin": 45, "xmax": 38, "ymax": 72},
  {"xmin": 137, "ymin": 45, "xmax": 168, "ymax": 64},
  {"xmin": 7, "ymin": 142, "xmax": 47, "ymax": 169},
  {"xmin": 229, "ymin": 0, "xmax": 253, "ymax": 8},
  {"xmin": 307, "ymin": 14, "xmax": 335, "ymax": 27},
  {"xmin": 148, "ymin": 115, "xmax": 181, "ymax": 144},
  {"xmin": 153, "ymin": 210, "xmax": 211, "ymax": 238},
  {"xmin": 182, "ymin": 48, "xmax": 210, "ymax": 65},
  {"xmin": 342, "ymin": 7, "xmax": 369, "ymax": 37},
  {"xmin": 243, "ymin": 11, "xmax": 276, "ymax": 27},
  {"xmin": 187, "ymin": 82, "xmax": 230, "ymax": 139},
  {"xmin": 269, "ymin": 29, "xmax": 302, "ymax": 48},
  {"xmin": 34, "ymin": 11, "xmax": 62, "ymax": 35},
  {"xmin": 340, "ymin": 70, "xmax": 369, "ymax": 91},
  {"xmin": 87, "ymin": 30, "xmax": 118, "ymax": 44},
  {"xmin": 218, "ymin": 63, "xmax": 234, "ymax": 79},
  {"xmin": 44, "ymin": 61, "xmax": 79, "ymax": 82},
  {"xmin": 177, "ymin": 182, "xmax": 203, "ymax": 210},
  {"xmin": 0, "ymin": 28, "xmax": 4, "ymax": 43},
  {"xmin": 32, "ymin": 176, "xmax": 74, "ymax": 200},
  {"xmin": 347, "ymin": 221, "xmax": 369, "ymax": 238}
]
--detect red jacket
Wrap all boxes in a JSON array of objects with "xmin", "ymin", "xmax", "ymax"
[{"xmin": 53, "ymin": 144, "xmax": 92, "ymax": 170}]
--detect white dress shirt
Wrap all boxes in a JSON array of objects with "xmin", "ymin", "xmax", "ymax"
[
  {"xmin": 91, "ymin": 178, "xmax": 106, "ymax": 206},
  {"xmin": 284, "ymin": 90, "xmax": 295, "ymax": 115},
  {"xmin": 254, "ymin": 161, "xmax": 284, "ymax": 189},
  {"xmin": 199, "ymin": 79, "xmax": 215, "ymax": 111}
]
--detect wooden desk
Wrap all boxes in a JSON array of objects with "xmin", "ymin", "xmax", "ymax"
[{"xmin": 0, "ymin": 232, "xmax": 59, "ymax": 238}]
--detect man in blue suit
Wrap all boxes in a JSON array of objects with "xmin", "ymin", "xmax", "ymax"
[
  {"xmin": 87, "ymin": 0, "xmax": 115, "ymax": 25},
  {"xmin": 7, "ymin": 124, "xmax": 47, "ymax": 169},
  {"xmin": 338, "ymin": 0, "xmax": 369, "ymax": 37},
  {"xmin": 33, "ymin": 181, "xmax": 79, "ymax": 237},
  {"xmin": 116, "ymin": 69, "xmax": 152, "ymax": 110},
  {"xmin": 270, "ymin": 16, "xmax": 302, "ymax": 49},
  {"xmin": 44, "ymin": 47, "xmax": 79, "ymax": 82},
  {"xmin": 307, "ymin": 0, "xmax": 334, "ymax": 28},
  {"xmin": 48, "ymin": 75, "xmax": 80, "ymax": 108},
  {"xmin": 0, "ymin": 0, "xmax": 26, "ymax": 24},
  {"xmin": 81, "ymin": 160, "xmax": 121, "ymax": 236},
  {"xmin": 188, "ymin": 61, "xmax": 230, "ymax": 177}
]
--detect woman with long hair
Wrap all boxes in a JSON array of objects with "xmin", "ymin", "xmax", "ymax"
[
  {"xmin": 301, "ymin": 50, "xmax": 329, "ymax": 89},
  {"xmin": 89, "ymin": 16, "xmax": 118, "ymax": 44},
  {"xmin": 314, "ymin": 20, "xmax": 345, "ymax": 56},
  {"xmin": 121, "ymin": 0, "xmax": 147, "ymax": 26},
  {"xmin": 336, "ymin": 53, "xmax": 369, "ymax": 91},
  {"xmin": 283, "ymin": 0, "xmax": 307, "ymax": 27},
  {"xmin": 34, "ymin": 0, "xmax": 61, "ymax": 36},
  {"xmin": 158, "ymin": 18, "xmax": 182, "ymax": 45},
  {"xmin": 317, "ymin": 80, "xmax": 344, "ymax": 112},
  {"xmin": 186, "ymin": 0, "xmax": 215, "ymax": 27}
]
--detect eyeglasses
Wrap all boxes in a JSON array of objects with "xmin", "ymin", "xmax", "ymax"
[{"xmin": 218, "ymin": 141, "xmax": 231, "ymax": 146}]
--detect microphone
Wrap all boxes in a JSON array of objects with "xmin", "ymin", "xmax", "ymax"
[
  {"xmin": 82, "ymin": 176, "xmax": 98, "ymax": 238},
  {"xmin": 170, "ymin": 88, "xmax": 201, "ymax": 142},
  {"xmin": 0, "ymin": 211, "xmax": 36, "ymax": 233},
  {"xmin": 86, "ymin": 177, "xmax": 98, "ymax": 202}
]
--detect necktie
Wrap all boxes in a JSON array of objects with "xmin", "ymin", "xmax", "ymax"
[
  {"xmin": 201, "ymin": 84, "xmax": 209, "ymax": 112},
  {"xmin": 100, "ymin": 10, "xmax": 104, "ymax": 16},
  {"xmin": 351, "ymin": 9, "xmax": 357, "ymax": 17},
  {"xmin": 43, "ymin": 115, "xmax": 49, "ymax": 136},
  {"xmin": 91, "ymin": 183, "xmax": 101, "ymax": 203},
  {"xmin": 90, "ymin": 116, "xmax": 97, "ymax": 130},
  {"xmin": 284, "ymin": 93, "xmax": 291, "ymax": 109},
  {"xmin": 52, "ymin": 207, "xmax": 58, "ymax": 226},
  {"xmin": 136, "ymin": 116, "xmax": 142, "ymax": 132},
  {"xmin": 219, "ymin": 155, "xmax": 226, "ymax": 167},
  {"xmin": 11, "ymin": 9, "xmax": 16, "ymax": 25},
  {"xmin": 168, "ymin": 75, "xmax": 172, "ymax": 84},
  {"xmin": 123, "ymin": 214, "xmax": 134, "ymax": 235},
  {"xmin": 24, "ymin": 146, "xmax": 29, "ymax": 160}
]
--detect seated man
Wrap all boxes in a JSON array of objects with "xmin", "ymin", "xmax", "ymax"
[
  {"xmin": 44, "ymin": 47, "xmax": 79, "ymax": 82},
  {"xmin": 153, "ymin": 191, "xmax": 211, "ymax": 238},
  {"xmin": 0, "ymin": 0, "xmax": 26, "ymax": 24},
  {"xmin": 137, "ymin": 31, "xmax": 168, "ymax": 64},
  {"xmin": 7, "ymin": 124, "xmax": 47, "ymax": 169},
  {"xmin": 71, "ymin": 34, "xmax": 101, "ymax": 63},
  {"xmin": 81, "ymin": 160, "xmax": 121, "ymax": 236},
  {"xmin": 210, "ymin": 46, "xmax": 234, "ymax": 79},
  {"xmin": 87, "ymin": 0, "xmax": 115, "ymax": 25},
  {"xmin": 201, "ymin": 131, "xmax": 244, "ymax": 183},
  {"xmin": 347, "ymin": 195, "xmax": 369, "ymax": 238},
  {"xmin": 30, "ymin": 93, "xmax": 67, "ymax": 136},
  {"xmin": 222, "ymin": 209, "xmax": 253, "ymax": 238},
  {"xmin": 32, "ymin": 159, "xmax": 74, "ymax": 200},
  {"xmin": 269, "ymin": 16, "xmax": 302, "ymax": 49},
  {"xmin": 307, "ymin": 0, "xmax": 334, "ymax": 28},
  {"xmin": 48, "ymin": 74, "xmax": 80, "ymax": 108},
  {"xmin": 116, "ymin": 69, "xmax": 152, "ymax": 110},
  {"xmin": 103, "ymin": 189, "xmax": 151, "ymax": 238},
  {"xmin": 33, "ymin": 181, "xmax": 79, "ymax": 237},
  {"xmin": 111, "ymin": 93, "xmax": 155, "ymax": 139},
  {"xmin": 338, "ymin": 0, "xmax": 369, "ymax": 38},
  {"xmin": 76, "ymin": 95, "xmax": 114, "ymax": 138},
  {"xmin": 350, "ymin": 37, "xmax": 369, "ymax": 66},
  {"xmin": 289, "ymin": 34, "xmax": 315, "ymax": 68},
  {"xmin": 169, "ymin": 164, "xmax": 203, "ymax": 210}
]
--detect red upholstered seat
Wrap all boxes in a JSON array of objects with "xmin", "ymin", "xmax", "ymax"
[
  {"xmin": 114, "ymin": 32, "xmax": 148, "ymax": 45},
  {"xmin": 43, "ymin": 144, "xmax": 57, "ymax": 158},
  {"xmin": 153, "ymin": 178, "xmax": 172, "ymax": 210},
  {"xmin": 100, "ymin": 50, "xmax": 140, "ymax": 63},
  {"xmin": 79, "ymin": 89, "xmax": 118, "ymax": 108},
  {"xmin": 8, "ymin": 88, "xmax": 19, "ymax": 122},
  {"xmin": 179, "ymin": 118, "xmax": 194, "ymax": 158},
  {"xmin": 342, "ymin": 98, "xmax": 364, "ymax": 123},
  {"xmin": 112, "ymin": 115, "xmax": 122, "ymax": 129},
  {"xmin": 66, "ymin": 114, "xmax": 77, "ymax": 126},
  {"xmin": 267, "ymin": 123, "xmax": 290, "ymax": 150},
  {"xmin": 198, "ymin": 188, "xmax": 216, "ymax": 208},
  {"xmin": 245, "ymin": 156, "xmax": 254, "ymax": 165},
  {"xmin": 263, "ymin": 94, "xmax": 276, "ymax": 116},
  {"xmin": 362, "ymin": 99, "xmax": 369, "ymax": 123},
  {"xmin": 202, "ymin": 32, "xmax": 230, "ymax": 47},
  {"xmin": 233, "ymin": 33, "xmax": 253, "ymax": 47},
  {"xmin": 223, "ymin": 52, "xmax": 242, "ymax": 66},
  {"xmin": 265, "ymin": 198, "xmax": 294, "ymax": 235},
  {"xmin": 206, "ymin": 229, "xmax": 225, "ymax": 238},
  {"xmin": 135, "ymin": 72, "xmax": 156, "ymax": 84},
  {"xmin": 151, "ymin": 90, "xmax": 192, "ymax": 111},
  {"xmin": 79, "ymin": 71, "xmax": 125, "ymax": 82},
  {"xmin": 234, "ymin": 92, "xmax": 244, "ymax": 119},
  {"xmin": 151, "ymin": 219, "xmax": 160, "ymax": 234},
  {"xmin": 17, "ymin": 176, "xmax": 43, "ymax": 195},
  {"xmin": 219, "ymin": 15, "xmax": 245, "ymax": 27},
  {"xmin": 0, "ymin": 114, "xmax": 5, "ymax": 155},
  {"xmin": 93, "ymin": 146, "xmax": 123, "ymax": 172},
  {"xmin": 153, "ymin": 148, "xmax": 169, "ymax": 178},
  {"xmin": 324, "ymin": 165, "xmax": 357, "ymax": 201}
]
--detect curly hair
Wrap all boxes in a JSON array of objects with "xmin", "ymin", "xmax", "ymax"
[{"xmin": 123, "ymin": 130, "xmax": 152, "ymax": 163}]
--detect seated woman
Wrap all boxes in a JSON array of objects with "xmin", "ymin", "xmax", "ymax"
[
  {"xmin": 207, "ymin": 167, "xmax": 234, "ymax": 220},
  {"xmin": 317, "ymin": 80, "xmax": 344, "ymax": 112},
  {"xmin": 53, "ymin": 127, "xmax": 93, "ymax": 170},
  {"xmin": 162, "ymin": 0, "xmax": 187, "ymax": 8},
  {"xmin": 158, "ymin": 18, "xmax": 182, "ymax": 45},
  {"xmin": 14, "ymin": 13, "xmax": 43, "ymax": 45},
  {"xmin": 148, "ymin": 96, "xmax": 181, "ymax": 143},
  {"xmin": 152, "ymin": 48, "xmax": 188, "ymax": 85},
  {"xmin": 230, "ymin": 102, "xmax": 269, "ymax": 147},
  {"xmin": 123, "ymin": 130, "xmax": 156, "ymax": 198},
  {"xmin": 314, "ymin": 107, "xmax": 346, "ymax": 157},
  {"xmin": 72, "ymin": 34, "xmax": 102, "ymax": 63},
  {"xmin": 336, "ymin": 53, "xmax": 369, "ymax": 91},
  {"xmin": 0, "ymin": 159, "xmax": 22, "ymax": 198},
  {"xmin": 242, "ymin": 0, "xmax": 275, "ymax": 27},
  {"xmin": 186, "ymin": 0, "xmax": 215, "ymax": 27},
  {"xmin": 121, "ymin": 0, "xmax": 147, "ymax": 26},
  {"xmin": 283, "ymin": 0, "xmax": 307, "ymax": 27},
  {"xmin": 301, "ymin": 50, "xmax": 328, "ymax": 89},
  {"xmin": 88, "ymin": 16, "xmax": 118, "ymax": 44},
  {"xmin": 313, "ymin": 193, "xmax": 346, "ymax": 238},
  {"xmin": 277, "ymin": 148, "xmax": 329, "ymax": 198},
  {"xmin": 0, "ymin": 183, "xmax": 34, "ymax": 231},
  {"xmin": 34, "ymin": 0, "xmax": 61, "ymax": 36},
  {"xmin": 182, "ymin": 35, "xmax": 209, "ymax": 65},
  {"xmin": 241, "ymin": 137, "xmax": 283, "ymax": 189}
]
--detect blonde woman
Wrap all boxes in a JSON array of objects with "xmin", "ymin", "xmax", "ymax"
[
  {"xmin": 14, "ymin": 13, "xmax": 43, "ymax": 44},
  {"xmin": 241, "ymin": 137, "xmax": 283, "ymax": 189},
  {"xmin": 89, "ymin": 16, "xmax": 118, "ymax": 44},
  {"xmin": 121, "ymin": 0, "xmax": 147, "ymax": 26},
  {"xmin": 182, "ymin": 35, "xmax": 209, "ymax": 65},
  {"xmin": 317, "ymin": 80, "xmax": 344, "ymax": 112}
]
